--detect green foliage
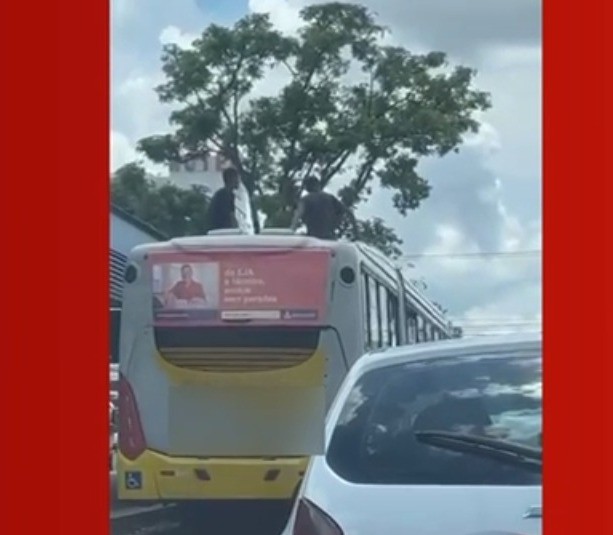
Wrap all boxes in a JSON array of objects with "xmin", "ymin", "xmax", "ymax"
[
  {"xmin": 111, "ymin": 162, "xmax": 210, "ymax": 237},
  {"xmin": 137, "ymin": 2, "xmax": 491, "ymax": 255}
]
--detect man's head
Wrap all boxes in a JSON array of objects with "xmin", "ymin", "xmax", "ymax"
[
  {"xmin": 180, "ymin": 264, "xmax": 193, "ymax": 281},
  {"xmin": 222, "ymin": 167, "xmax": 239, "ymax": 190},
  {"xmin": 303, "ymin": 175, "xmax": 321, "ymax": 193}
]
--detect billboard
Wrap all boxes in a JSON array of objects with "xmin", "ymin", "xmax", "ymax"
[{"xmin": 150, "ymin": 249, "xmax": 331, "ymax": 327}]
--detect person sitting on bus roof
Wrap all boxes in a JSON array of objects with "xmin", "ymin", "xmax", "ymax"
[
  {"xmin": 291, "ymin": 176, "xmax": 358, "ymax": 240},
  {"xmin": 206, "ymin": 167, "xmax": 239, "ymax": 233}
]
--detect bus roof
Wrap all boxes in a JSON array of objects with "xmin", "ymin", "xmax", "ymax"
[{"xmin": 131, "ymin": 232, "xmax": 349, "ymax": 255}]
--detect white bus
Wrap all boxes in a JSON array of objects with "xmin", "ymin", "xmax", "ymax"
[{"xmin": 117, "ymin": 230, "xmax": 454, "ymax": 505}]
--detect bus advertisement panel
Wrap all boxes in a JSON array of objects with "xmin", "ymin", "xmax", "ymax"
[{"xmin": 150, "ymin": 248, "xmax": 331, "ymax": 327}]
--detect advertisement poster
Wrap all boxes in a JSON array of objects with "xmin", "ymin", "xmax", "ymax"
[{"xmin": 150, "ymin": 249, "xmax": 331, "ymax": 326}]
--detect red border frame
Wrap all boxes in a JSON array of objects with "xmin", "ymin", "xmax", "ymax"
[
  {"xmin": 544, "ymin": 1, "xmax": 612, "ymax": 534},
  {"xmin": 2, "ymin": 0, "xmax": 612, "ymax": 533},
  {"xmin": 2, "ymin": 1, "xmax": 109, "ymax": 534}
]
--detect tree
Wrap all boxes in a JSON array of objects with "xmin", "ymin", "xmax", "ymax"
[
  {"xmin": 138, "ymin": 2, "xmax": 491, "ymax": 255},
  {"xmin": 111, "ymin": 162, "xmax": 211, "ymax": 237}
]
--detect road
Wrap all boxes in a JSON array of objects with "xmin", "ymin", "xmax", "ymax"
[
  {"xmin": 109, "ymin": 407, "xmax": 290, "ymax": 534},
  {"xmin": 111, "ymin": 472, "xmax": 291, "ymax": 535},
  {"xmin": 112, "ymin": 502, "xmax": 290, "ymax": 535}
]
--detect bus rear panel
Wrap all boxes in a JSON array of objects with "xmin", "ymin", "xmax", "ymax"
[{"xmin": 117, "ymin": 239, "xmax": 336, "ymax": 501}]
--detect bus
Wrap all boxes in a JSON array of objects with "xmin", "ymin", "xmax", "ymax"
[{"xmin": 116, "ymin": 230, "xmax": 454, "ymax": 504}]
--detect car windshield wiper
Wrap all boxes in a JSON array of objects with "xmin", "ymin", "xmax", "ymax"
[{"xmin": 414, "ymin": 430, "xmax": 542, "ymax": 473}]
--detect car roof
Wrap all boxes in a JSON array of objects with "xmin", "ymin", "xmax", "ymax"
[{"xmin": 354, "ymin": 333, "xmax": 541, "ymax": 376}]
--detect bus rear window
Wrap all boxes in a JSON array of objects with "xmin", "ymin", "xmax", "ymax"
[{"xmin": 149, "ymin": 248, "xmax": 331, "ymax": 328}]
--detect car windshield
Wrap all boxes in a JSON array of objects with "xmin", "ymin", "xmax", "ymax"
[{"xmin": 326, "ymin": 348, "xmax": 542, "ymax": 486}]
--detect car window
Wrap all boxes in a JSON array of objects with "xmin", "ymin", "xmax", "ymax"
[{"xmin": 326, "ymin": 350, "xmax": 542, "ymax": 486}]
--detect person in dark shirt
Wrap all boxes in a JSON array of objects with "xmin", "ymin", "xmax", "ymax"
[
  {"xmin": 206, "ymin": 167, "xmax": 240, "ymax": 232},
  {"xmin": 291, "ymin": 176, "xmax": 358, "ymax": 240}
]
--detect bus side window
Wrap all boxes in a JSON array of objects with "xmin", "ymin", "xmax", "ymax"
[
  {"xmin": 367, "ymin": 274, "xmax": 379, "ymax": 349},
  {"xmin": 417, "ymin": 316, "xmax": 424, "ymax": 343},
  {"xmin": 425, "ymin": 323, "xmax": 433, "ymax": 342},
  {"xmin": 406, "ymin": 309, "xmax": 417, "ymax": 344},
  {"xmin": 387, "ymin": 291, "xmax": 399, "ymax": 346},
  {"xmin": 377, "ymin": 283, "xmax": 388, "ymax": 348},
  {"xmin": 374, "ymin": 281, "xmax": 384, "ymax": 348},
  {"xmin": 362, "ymin": 272, "xmax": 372, "ymax": 350}
]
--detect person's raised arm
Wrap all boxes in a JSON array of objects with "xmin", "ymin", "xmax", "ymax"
[
  {"xmin": 291, "ymin": 199, "xmax": 305, "ymax": 232},
  {"xmin": 228, "ymin": 191, "xmax": 239, "ymax": 228}
]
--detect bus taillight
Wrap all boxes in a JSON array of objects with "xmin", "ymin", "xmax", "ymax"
[{"xmin": 118, "ymin": 374, "xmax": 146, "ymax": 460}]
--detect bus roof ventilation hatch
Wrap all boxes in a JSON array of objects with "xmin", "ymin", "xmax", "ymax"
[
  {"xmin": 206, "ymin": 229, "xmax": 248, "ymax": 236},
  {"xmin": 259, "ymin": 228, "xmax": 298, "ymax": 235}
]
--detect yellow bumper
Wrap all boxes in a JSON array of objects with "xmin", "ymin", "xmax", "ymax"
[{"xmin": 117, "ymin": 450, "xmax": 308, "ymax": 501}]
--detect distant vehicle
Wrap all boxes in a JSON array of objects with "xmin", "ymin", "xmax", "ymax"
[
  {"xmin": 110, "ymin": 307, "xmax": 121, "ymax": 365},
  {"xmin": 283, "ymin": 334, "xmax": 542, "ymax": 535},
  {"xmin": 117, "ymin": 231, "xmax": 454, "ymax": 506},
  {"xmin": 110, "ymin": 401, "xmax": 117, "ymax": 470}
]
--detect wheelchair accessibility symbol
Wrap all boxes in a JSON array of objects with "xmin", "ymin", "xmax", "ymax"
[{"xmin": 125, "ymin": 471, "xmax": 142, "ymax": 490}]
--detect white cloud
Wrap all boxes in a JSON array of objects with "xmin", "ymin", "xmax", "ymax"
[
  {"xmin": 111, "ymin": 0, "xmax": 136, "ymax": 27},
  {"xmin": 484, "ymin": 45, "xmax": 542, "ymax": 68},
  {"xmin": 249, "ymin": 0, "xmax": 302, "ymax": 34},
  {"xmin": 159, "ymin": 26, "xmax": 199, "ymax": 49},
  {"xmin": 110, "ymin": 130, "xmax": 168, "ymax": 176},
  {"xmin": 459, "ymin": 282, "xmax": 542, "ymax": 335},
  {"xmin": 463, "ymin": 121, "xmax": 501, "ymax": 154},
  {"xmin": 248, "ymin": 0, "xmax": 541, "ymax": 58},
  {"xmin": 110, "ymin": 130, "xmax": 138, "ymax": 172},
  {"xmin": 114, "ymin": 73, "xmax": 169, "ymax": 136}
]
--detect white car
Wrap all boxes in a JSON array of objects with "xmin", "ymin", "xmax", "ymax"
[{"xmin": 283, "ymin": 334, "xmax": 542, "ymax": 535}]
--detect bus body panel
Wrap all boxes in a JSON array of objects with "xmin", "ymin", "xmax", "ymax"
[
  {"xmin": 324, "ymin": 244, "xmax": 365, "ymax": 368},
  {"xmin": 117, "ymin": 451, "xmax": 308, "ymax": 501},
  {"xmin": 166, "ymin": 382, "xmax": 325, "ymax": 456}
]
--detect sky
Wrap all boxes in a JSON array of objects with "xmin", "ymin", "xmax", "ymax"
[{"xmin": 111, "ymin": 0, "xmax": 542, "ymax": 335}]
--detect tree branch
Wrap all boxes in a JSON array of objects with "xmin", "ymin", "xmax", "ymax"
[
  {"xmin": 282, "ymin": 59, "xmax": 296, "ymax": 76},
  {"xmin": 320, "ymin": 150, "xmax": 353, "ymax": 186},
  {"xmin": 281, "ymin": 54, "xmax": 325, "ymax": 181},
  {"xmin": 348, "ymin": 156, "xmax": 378, "ymax": 206}
]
